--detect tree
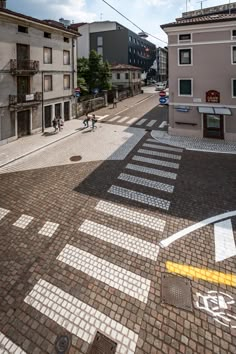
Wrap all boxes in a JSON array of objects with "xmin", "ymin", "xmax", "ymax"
[{"xmin": 77, "ymin": 50, "xmax": 111, "ymax": 94}]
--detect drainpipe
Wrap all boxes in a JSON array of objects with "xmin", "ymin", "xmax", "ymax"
[{"xmin": 41, "ymin": 71, "xmax": 44, "ymax": 132}]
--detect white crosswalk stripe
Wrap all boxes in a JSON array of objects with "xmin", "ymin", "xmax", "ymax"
[
  {"xmin": 126, "ymin": 163, "xmax": 177, "ymax": 179},
  {"xmin": 79, "ymin": 220, "xmax": 159, "ymax": 261},
  {"xmin": 133, "ymin": 155, "xmax": 179, "ymax": 169},
  {"xmin": 158, "ymin": 121, "xmax": 167, "ymax": 128},
  {"xmin": 96, "ymin": 114, "xmax": 109, "ymax": 121},
  {"xmin": 0, "ymin": 332, "xmax": 26, "ymax": 354},
  {"xmin": 138, "ymin": 149, "xmax": 182, "ymax": 160},
  {"xmin": 135, "ymin": 118, "xmax": 147, "ymax": 126},
  {"xmin": 95, "ymin": 200, "xmax": 166, "ymax": 231},
  {"xmin": 38, "ymin": 221, "xmax": 59, "ymax": 237},
  {"xmin": 118, "ymin": 173, "xmax": 174, "ymax": 193},
  {"xmin": 146, "ymin": 120, "xmax": 156, "ymax": 127},
  {"xmin": 25, "ymin": 279, "xmax": 139, "ymax": 354},
  {"xmin": 108, "ymin": 185, "xmax": 170, "ymax": 210},
  {"xmin": 0, "ymin": 207, "xmax": 10, "ymax": 221},
  {"xmin": 143, "ymin": 143, "xmax": 183, "ymax": 153},
  {"xmin": 108, "ymin": 115, "xmax": 121, "ymax": 122},
  {"xmin": 57, "ymin": 244, "xmax": 151, "ymax": 303},
  {"xmin": 13, "ymin": 214, "xmax": 34, "ymax": 229},
  {"xmin": 117, "ymin": 116, "xmax": 130, "ymax": 123},
  {"xmin": 127, "ymin": 117, "xmax": 139, "ymax": 125}
]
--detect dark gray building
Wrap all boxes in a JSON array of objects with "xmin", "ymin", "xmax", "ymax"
[
  {"xmin": 71, "ymin": 21, "xmax": 156, "ymax": 72},
  {"xmin": 156, "ymin": 46, "xmax": 168, "ymax": 82}
]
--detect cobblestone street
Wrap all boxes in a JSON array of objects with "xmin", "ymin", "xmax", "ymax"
[{"xmin": 0, "ymin": 116, "xmax": 236, "ymax": 353}]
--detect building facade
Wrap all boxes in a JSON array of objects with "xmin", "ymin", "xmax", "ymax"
[
  {"xmin": 0, "ymin": 3, "xmax": 78, "ymax": 145},
  {"xmin": 161, "ymin": 4, "xmax": 236, "ymax": 141},
  {"xmin": 111, "ymin": 64, "xmax": 142, "ymax": 94},
  {"xmin": 71, "ymin": 21, "xmax": 156, "ymax": 73},
  {"xmin": 156, "ymin": 46, "xmax": 168, "ymax": 82}
]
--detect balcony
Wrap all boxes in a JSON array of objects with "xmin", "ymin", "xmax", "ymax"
[
  {"xmin": 9, "ymin": 92, "xmax": 42, "ymax": 109},
  {"xmin": 10, "ymin": 59, "xmax": 39, "ymax": 75}
]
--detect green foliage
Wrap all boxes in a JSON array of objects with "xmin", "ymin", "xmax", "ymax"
[{"xmin": 77, "ymin": 50, "xmax": 111, "ymax": 94}]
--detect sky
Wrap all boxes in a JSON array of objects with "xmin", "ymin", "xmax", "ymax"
[{"xmin": 7, "ymin": 0, "xmax": 232, "ymax": 46}]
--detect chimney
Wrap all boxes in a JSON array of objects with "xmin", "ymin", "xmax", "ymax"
[{"xmin": 0, "ymin": 1, "xmax": 6, "ymax": 9}]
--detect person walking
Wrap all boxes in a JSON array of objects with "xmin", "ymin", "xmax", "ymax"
[
  {"xmin": 83, "ymin": 113, "xmax": 90, "ymax": 128},
  {"xmin": 58, "ymin": 116, "xmax": 64, "ymax": 131},
  {"xmin": 113, "ymin": 97, "xmax": 117, "ymax": 108},
  {"xmin": 52, "ymin": 117, "xmax": 58, "ymax": 132},
  {"xmin": 91, "ymin": 114, "xmax": 97, "ymax": 131}
]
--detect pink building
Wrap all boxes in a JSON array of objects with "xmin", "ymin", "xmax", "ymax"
[{"xmin": 161, "ymin": 5, "xmax": 236, "ymax": 141}]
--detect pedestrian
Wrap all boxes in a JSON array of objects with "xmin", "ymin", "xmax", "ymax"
[
  {"xmin": 83, "ymin": 113, "xmax": 90, "ymax": 128},
  {"xmin": 113, "ymin": 97, "xmax": 117, "ymax": 108},
  {"xmin": 91, "ymin": 114, "xmax": 97, "ymax": 131},
  {"xmin": 52, "ymin": 116, "xmax": 58, "ymax": 132},
  {"xmin": 58, "ymin": 116, "xmax": 64, "ymax": 131}
]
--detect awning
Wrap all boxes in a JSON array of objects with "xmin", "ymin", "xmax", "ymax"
[{"xmin": 198, "ymin": 106, "xmax": 232, "ymax": 115}]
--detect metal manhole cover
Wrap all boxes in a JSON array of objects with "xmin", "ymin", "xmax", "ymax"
[
  {"xmin": 70, "ymin": 156, "xmax": 82, "ymax": 161},
  {"xmin": 88, "ymin": 332, "xmax": 117, "ymax": 354},
  {"xmin": 55, "ymin": 335, "xmax": 71, "ymax": 354},
  {"xmin": 161, "ymin": 273, "xmax": 193, "ymax": 311}
]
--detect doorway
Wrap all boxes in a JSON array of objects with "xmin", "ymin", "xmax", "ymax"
[
  {"xmin": 64, "ymin": 101, "xmax": 70, "ymax": 121},
  {"xmin": 45, "ymin": 105, "xmax": 52, "ymax": 128},
  {"xmin": 17, "ymin": 76, "xmax": 30, "ymax": 102},
  {"xmin": 55, "ymin": 103, "xmax": 61, "ymax": 117},
  {"xmin": 17, "ymin": 44, "xmax": 30, "ymax": 70},
  {"xmin": 203, "ymin": 114, "xmax": 224, "ymax": 139},
  {"xmin": 17, "ymin": 110, "xmax": 30, "ymax": 137}
]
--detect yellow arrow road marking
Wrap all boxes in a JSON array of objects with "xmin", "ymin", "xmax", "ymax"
[{"xmin": 166, "ymin": 261, "xmax": 236, "ymax": 286}]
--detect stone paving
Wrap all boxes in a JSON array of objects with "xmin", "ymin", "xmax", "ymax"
[{"xmin": 0, "ymin": 128, "xmax": 236, "ymax": 353}]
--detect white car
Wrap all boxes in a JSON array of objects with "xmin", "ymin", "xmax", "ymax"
[{"xmin": 155, "ymin": 82, "xmax": 166, "ymax": 91}]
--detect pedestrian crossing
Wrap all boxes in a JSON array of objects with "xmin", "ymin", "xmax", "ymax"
[
  {"xmin": 86, "ymin": 114, "xmax": 167, "ymax": 129},
  {"xmin": 0, "ymin": 137, "xmax": 184, "ymax": 353}
]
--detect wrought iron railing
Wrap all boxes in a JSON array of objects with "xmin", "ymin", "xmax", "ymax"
[
  {"xmin": 10, "ymin": 59, "xmax": 39, "ymax": 73},
  {"xmin": 9, "ymin": 92, "xmax": 42, "ymax": 105}
]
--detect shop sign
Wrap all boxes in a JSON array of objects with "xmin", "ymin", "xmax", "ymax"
[
  {"xmin": 175, "ymin": 106, "xmax": 190, "ymax": 112},
  {"xmin": 206, "ymin": 90, "xmax": 220, "ymax": 103},
  {"xmin": 25, "ymin": 94, "xmax": 34, "ymax": 101}
]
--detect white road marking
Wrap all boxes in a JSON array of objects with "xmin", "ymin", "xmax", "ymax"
[
  {"xmin": 24, "ymin": 279, "xmax": 139, "ymax": 354},
  {"xmin": 38, "ymin": 221, "xmax": 59, "ymax": 237},
  {"xmin": 143, "ymin": 143, "xmax": 183, "ymax": 153},
  {"xmin": 160, "ymin": 210, "xmax": 236, "ymax": 248},
  {"xmin": 146, "ymin": 120, "xmax": 156, "ymax": 127},
  {"xmin": 96, "ymin": 114, "xmax": 109, "ymax": 121},
  {"xmin": 125, "ymin": 163, "xmax": 177, "ymax": 180},
  {"xmin": 132, "ymin": 155, "xmax": 179, "ymax": 169},
  {"xmin": 0, "ymin": 207, "xmax": 10, "ymax": 221},
  {"xmin": 117, "ymin": 116, "xmax": 130, "ymax": 123},
  {"xmin": 126, "ymin": 117, "xmax": 140, "ymax": 125},
  {"xmin": 13, "ymin": 214, "xmax": 34, "ymax": 229},
  {"xmin": 118, "ymin": 173, "xmax": 174, "ymax": 193},
  {"xmin": 136, "ymin": 119, "xmax": 147, "ymax": 126},
  {"xmin": 108, "ymin": 185, "xmax": 170, "ymax": 210},
  {"xmin": 158, "ymin": 121, "xmax": 167, "ymax": 128},
  {"xmin": 79, "ymin": 220, "xmax": 159, "ymax": 261},
  {"xmin": 57, "ymin": 244, "xmax": 151, "ymax": 303},
  {"xmin": 0, "ymin": 332, "xmax": 26, "ymax": 354},
  {"xmin": 108, "ymin": 115, "xmax": 121, "ymax": 122},
  {"xmin": 137, "ymin": 149, "xmax": 182, "ymax": 160},
  {"xmin": 214, "ymin": 219, "xmax": 236, "ymax": 262},
  {"xmin": 95, "ymin": 200, "xmax": 166, "ymax": 232}
]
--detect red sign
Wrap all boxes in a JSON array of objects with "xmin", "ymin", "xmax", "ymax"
[
  {"xmin": 206, "ymin": 90, "xmax": 220, "ymax": 103},
  {"xmin": 159, "ymin": 91, "xmax": 166, "ymax": 97},
  {"xmin": 75, "ymin": 87, "xmax": 81, "ymax": 92}
]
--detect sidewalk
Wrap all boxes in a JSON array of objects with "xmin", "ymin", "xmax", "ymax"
[{"xmin": 151, "ymin": 130, "xmax": 236, "ymax": 154}]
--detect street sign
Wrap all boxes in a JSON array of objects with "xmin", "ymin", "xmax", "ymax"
[
  {"xmin": 159, "ymin": 91, "xmax": 166, "ymax": 97},
  {"xmin": 75, "ymin": 87, "xmax": 81, "ymax": 92},
  {"xmin": 75, "ymin": 92, "xmax": 80, "ymax": 97},
  {"xmin": 159, "ymin": 97, "xmax": 169, "ymax": 105}
]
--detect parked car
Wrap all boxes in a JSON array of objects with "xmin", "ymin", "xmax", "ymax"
[{"xmin": 155, "ymin": 82, "xmax": 166, "ymax": 91}]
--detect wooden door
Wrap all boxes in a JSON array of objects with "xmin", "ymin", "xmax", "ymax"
[
  {"xmin": 17, "ymin": 76, "xmax": 30, "ymax": 102},
  {"xmin": 17, "ymin": 44, "xmax": 29, "ymax": 69},
  {"xmin": 64, "ymin": 101, "xmax": 70, "ymax": 121},
  {"xmin": 17, "ymin": 110, "xmax": 30, "ymax": 137},
  {"xmin": 45, "ymin": 105, "xmax": 52, "ymax": 128}
]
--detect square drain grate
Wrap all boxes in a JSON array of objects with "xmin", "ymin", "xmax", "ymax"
[
  {"xmin": 88, "ymin": 332, "xmax": 117, "ymax": 354},
  {"xmin": 161, "ymin": 273, "xmax": 193, "ymax": 311}
]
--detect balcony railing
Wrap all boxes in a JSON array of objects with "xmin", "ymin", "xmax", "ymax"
[
  {"xmin": 10, "ymin": 59, "xmax": 39, "ymax": 74},
  {"xmin": 9, "ymin": 92, "xmax": 42, "ymax": 106}
]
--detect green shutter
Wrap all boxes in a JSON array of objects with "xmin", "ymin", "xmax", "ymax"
[
  {"xmin": 233, "ymin": 80, "xmax": 236, "ymax": 97},
  {"xmin": 180, "ymin": 80, "xmax": 191, "ymax": 95}
]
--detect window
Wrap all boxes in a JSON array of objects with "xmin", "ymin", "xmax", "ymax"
[
  {"xmin": 117, "ymin": 73, "xmax": 120, "ymax": 79},
  {"xmin": 129, "ymin": 47, "xmax": 132, "ymax": 53},
  {"xmin": 129, "ymin": 35, "xmax": 132, "ymax": 42},
  {"xmin": 134, "ymin": 48, "xmax": 136, "ymax": 54},
  {"xmin": 179, "ymin": 34, "xmax": 191, "ymax": 41},
  {"xmin": 64, "ymin": 75, "xmax": 70, "ymax": 89},
  {"xmin": 232, "ymin": 30, "xmax": 236, "ymax": 39},
  {"xmin": 233, "ymin": 79, "xmax": 236, "ymax": 97},
  {"xmin": 97, "ymin": 47, "xmax": 103, "ymax": 56},
  {"xmin": 63, "ymin": 50, "xmax": 70, "ymax": 65},
  {"xmin": 64, "ymin": 37, "xmax": 69, "ymax": 43},
  {"xmin": 44, "ymin": 75, "xmax": 52, "ymax": 92},
  {"xmin": 97, "ymin": 36, "xmax": 103, "ymax": 46},
  {"xmin": 43, "ymin": 47, "xmax": 52, "ymax": 64},
  {"xmin": 138, "ymin": 73, "xmax": 141, "ymax": 79},
  {"xmin": 179, "ymin": 79, "xmax": 192, "ymax": 96},
  {"xmin": 133, "ymin": 38, "xmax": 136, "ymax": 43},
  {"xmin": 132, "ymin": 72, "xmax": 135, "ymax": 79},
  {"xmin": 179, "ymin": 48, "xmax": 192, "ymax": 65},
  {"xmin": 232, "ymin": 46, "xmax": 236, "ymax": 64},
  {"xmin": 44, "ymin": 32, "xmax": 51, "ymax": 38},
  {"xmin": 18, "ymin": 25, "xmax": 28, "ymax": 33},
  {"xmin": 125, "ymin": 73, "xmax": 129, "ymax": 80}
]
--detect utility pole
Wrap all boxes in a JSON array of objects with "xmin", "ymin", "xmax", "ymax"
[{"xmin": 196, "ymin": 0, "xmax": 208, "ymax": 11}]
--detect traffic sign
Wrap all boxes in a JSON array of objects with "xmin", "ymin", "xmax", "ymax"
[
  {"xmin": 159, "ymin": 97, "xmax": 169, "ymax": 105},
  {"xmin": 75, "ymin": 92, "xmax": 80, "ymax": 97},
  {"xmin": 75, "ymin": 87, "xmax": 81, "ymax": 92},
  {"xmin": 159, "ymin": 91, "xmax": 166, "ymax": 97}
]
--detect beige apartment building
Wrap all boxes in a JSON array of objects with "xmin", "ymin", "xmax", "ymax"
[
  {"xmin": 161, "ymin": 4, "xmax": 236, "ymax": 141},
  {"xmin": 0, "ymin": 1, "xmax": 78, "ymax": 145},
  {"xmin": 111, "ymin": 64, "xmax": 142, "ymax": 94}
]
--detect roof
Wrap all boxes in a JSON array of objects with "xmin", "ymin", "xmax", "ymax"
[
  {"xmin": 69, "ymin": 22, "xmax": 87, "ymax": 30},
  {"xmin": 0, "ymin": 8, "xmax": 79, "ymax": 35},
  {"xmin": 111, "ymin": 64, "xmax": 142, "ymax": 71},
  {"xmin": 161, "ymin": 12, "xmax": 236, "ymax": 29}
]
